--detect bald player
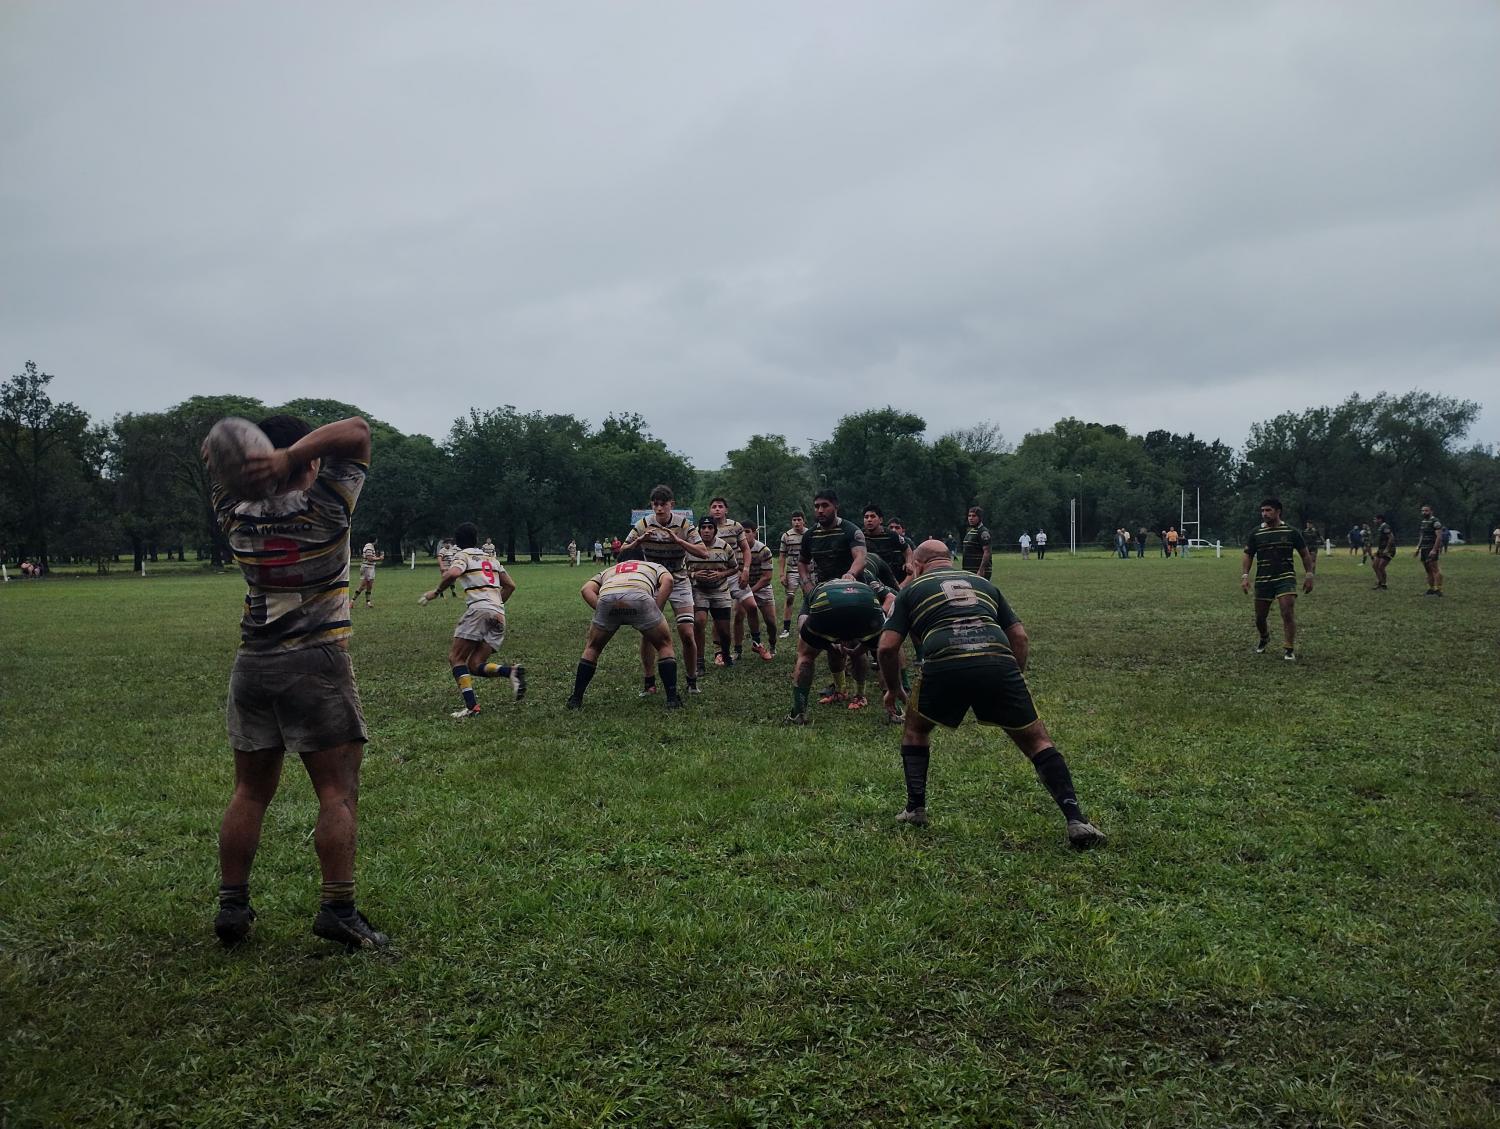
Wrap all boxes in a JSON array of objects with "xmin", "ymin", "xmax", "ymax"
[{"xmin": 877, "ymin": 540, "xmax": 1105, "ymax": 848}]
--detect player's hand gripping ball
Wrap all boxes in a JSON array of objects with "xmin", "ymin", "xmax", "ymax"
[{"xmin": 204, "ymin": 417, "xmax": 280, "ymax": 500}]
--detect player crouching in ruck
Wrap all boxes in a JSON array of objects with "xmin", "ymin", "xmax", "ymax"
[
  {"xmin": 568, "ymin": 547, "xmax": 682, "ymax": 709},
  {"xmin": 877, "ymin": 539, "xmax": 1106, "ymax": 849},
  {"xmin": 421, "ymin": 522, "xmax": 525, "ymax": 719},
  {"xmin": 207, "ymin": 414, "xmax": 388, "ymax": 950}
]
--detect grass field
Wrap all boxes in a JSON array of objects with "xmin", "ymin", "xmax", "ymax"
[{"xmin": 2, "ymin": 548, "xmax": 1496, "ymax": 1128}]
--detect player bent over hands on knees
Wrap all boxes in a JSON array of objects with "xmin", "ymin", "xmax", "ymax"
[
  {"xmin": 877, "ymin": 539, "xmax": 1106, "ymax": 848},
  {"xmin": 567, "ymin": 548, "xmax": 682, "ymax": 709}
]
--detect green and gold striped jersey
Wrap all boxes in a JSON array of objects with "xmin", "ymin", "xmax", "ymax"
[
  {"xmin": 714, "ymin": 517, "xmax": 748, "ymax": 558},
  {"xmin": 687, "ymin": 535, "xmax": 735, "ymax": 591},
  {"xmin": 801, "ymin": 518, "xmax": 865, "ymax": 585},
  {"xmin": 864, "ymin": 528, "xmax": 909, "ymax": 581},
  {"xmin": 1375, "ymin": 521, "xmax": 1395, "ymax": 554},
  {"xmin": 884, "ymin": 568, "xmax": 1019, "ymax": 667},
  {"xmin": 1418, "ymin": 513, "xmax": 1443, "ymax": 550},
  {"xmin": 623, "ymin": 514, "xmax": 703, "ymax": 580},
  {"xmin": 961, "ymin": 523, "xmax": 992, "ymax": 575},
  {"xmin": 860, "ymin": 556, "xmax": 900, "ymax": 601},
  {"xmin": 1244, "ymin": 522, "xmax": 1307, "ymax": 583},
  {"xmin": 593, "ymin": 559, "xmax": 670, "ymax": 597},
  {"xmin": 213, "ymin": 458, "xmax": 366, "ymax": 653}
]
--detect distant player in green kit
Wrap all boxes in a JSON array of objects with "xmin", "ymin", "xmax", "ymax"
[
  {"xmin": 877, "ymin": 539, "xmax": 1105, "ymax": 847},
  {"xmin": 1415, "ymin": 503, "xmax": 1445, "ymax": 597},
  {"xmin": 1241, "ymin": 497, "xmax": 1315, "ymax": 662}
]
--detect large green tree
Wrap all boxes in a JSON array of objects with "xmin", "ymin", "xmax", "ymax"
[
  {"xmin": 0, "ymin": 362, "xmax": 107, "ymax": 566},
  {"xmin": 715, "ymin": 434, "xmax": 812, "ymax": 531}
]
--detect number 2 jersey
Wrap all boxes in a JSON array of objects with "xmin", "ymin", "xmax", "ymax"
[
  {"xmin": 212, "ymin": 457, "xmax": 366, "ymax": 653},
  {"xmin": 450, "ymin": 546, "xmax": 509, "ymax": 608},
  {"xmin": 885, "ymin": 567, "xmax": 1020, "ymax": 668}
]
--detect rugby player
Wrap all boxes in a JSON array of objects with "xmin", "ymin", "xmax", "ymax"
[
  {"xmin": 1415, "ymin": 504, "xmax": 1445, "ymax": 596},
  {"xmin": 877, "ymin": 539, "xmax": 1106, "ymax": 847},
  {"xmin": 863, "ymin": 505, "xmax": 912, "ymax": 586},
  {"xmin": 621, "ymin": 484, "xmax": 710, "ymax": 695},
  {"xmin": 734, "ymin": 520, "xmax": 778, "ymax": 661},
  {"xmin": 208, "ymin": 414, "xmax": 388, "ymax": 950},
  {"xmin": 1371, "ymin": 513, "xmax": 1395, "ymax": 590},
  {"xmin": 786, "ymin": 490, "xmax": 868, "ymax": 722},
  {"xmin": 422, "ymin": 522, "xmax": 525, "ymax": 718},
  {"xmin": 435, "ymin": 539, "xmax": 458, "ymax": 596},
  {"xmin": 778, "ymin": 511, "xmax": 807, "ymax": 638},
  {"xmin": 1241, "ymin": 498, "xmax": 1315, "ymax": 661},
  {"xmin": 961, "ymin": 506, "xmax": 993, "ymax": 579},
  {"xmin": 688, "ymin": 515, "xmax": 737, "ymax": 670},
  {"xmin": 568, "ymin": 548, "xmax": 681, "ymax": 709},
  {"xmin": 353, "ymin": 542, "xmax": 383, "ymax": 608}
]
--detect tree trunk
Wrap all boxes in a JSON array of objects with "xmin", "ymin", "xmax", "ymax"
[{"xmin": 505, "ymin": 529, "xmax": 517, "ymax": 564}]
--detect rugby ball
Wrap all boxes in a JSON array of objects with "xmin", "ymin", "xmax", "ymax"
[{"xmin": 205, "ymin": 417, "xmax": 278, "ymax": 499}]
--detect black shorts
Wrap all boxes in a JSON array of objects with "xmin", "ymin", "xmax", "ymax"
[
  {"xmin": 799, "ymin": 604, "xmax": 883, "ymax": 651},
  {"xmin": 1254, "ymin": 577, "xmax": 1296, "ymax": 600},
  {"xmin": 909, "ymin": 659, "xmax": 1038, "ymax": 731}
]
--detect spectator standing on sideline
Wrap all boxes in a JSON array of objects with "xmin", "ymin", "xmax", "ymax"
[
  {"xmin": 1019, "ymin": 531, "xmax": 1031, "ymax": 560},
  {"xmin": 1035, "ymin": 528, "xmax": 1047, "ymax": 560},
  {"xmin": 1137, "ymin": 527, "xmax": 1148, "ymax": 558}
]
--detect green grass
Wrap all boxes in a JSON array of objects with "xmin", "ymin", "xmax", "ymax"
[{"xmin": 2, "ymin": 550, "xmax": 1496, "ymax": 1128}]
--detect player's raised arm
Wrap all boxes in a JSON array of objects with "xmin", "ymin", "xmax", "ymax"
[
  {"xmin": 242, "ymin": 416, "xmax": 371, "ymax": 492},
  {"xmin": 846, "ymin": 529, "xmax": 867, "ymax": 581}
]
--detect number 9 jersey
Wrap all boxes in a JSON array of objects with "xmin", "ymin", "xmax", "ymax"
[{"xmin": 452, "ymin": 547, "xmax": 508, "ymax": 607}]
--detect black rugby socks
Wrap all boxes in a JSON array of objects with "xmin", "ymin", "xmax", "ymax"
[
  {"xmin": 900, "ymin": 745, "xmax": 929, "ymax": 811},
  {"xmin": 1029, "ymin": 746, "xmax": 1084, "ymax": 823}
]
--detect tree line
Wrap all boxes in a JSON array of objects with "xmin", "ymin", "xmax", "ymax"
[{"xmin": 3, "ymin": 360, "xmax": 1497, "ymax": 571}]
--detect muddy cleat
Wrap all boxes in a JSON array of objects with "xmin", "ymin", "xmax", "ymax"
[
  {"xmin": 510, "ymin": 664, "xmax": 527, "ymax": 701},
  {"xmin": 312, "ymin": 908, "xmax": 389, "ymax": 950},
  {"xmin": 847, "ymin": 695, "xmax": 869, "ymax": 711},
  {"xmin": 714, "ymin": 653, "xmax": 735, "ymax": 668},
  {"xmin": 1066, "ymin": 820, "xmax": 1107, "ymax": 849},
  {"xmin": 779, "ymin": 628, "xmax": 791, "ymax": 639},
  {"xmin": 783, "ymin": 711, "xmax": 812, "ymax": 726},
  {"xmin": 565, "ymin": 696, "xmax": 582, "ymax": 710},
  {"xmin": 638, "ymin": 685, "xmax": 659, "ymax": 698},
  {"xmin": 818, "ymin": 688, "xmax": 848, "ymax": 706},
  {"xmin": 214, "ymin": 903, "xmax": 257, "ymax": 947},
  {"xmin": 451, "ymin": 705, "xmax": 482, "ymax": 720},
  {"xmin": 1253, "ymin": 636, "xmax": 1269, "ymax": 654},
  {"xmin": 895, "ymin": 806, "xmax": 928, "ymax": 827},
  {"xmin": 664, "ymin": 695, "xmax": 683, "ymax": 710},
  {"xmin": 1283, "ymin": 649, "xmax": 1296, "ymax": 662},
  {"xmin": 686, "ymin": 681, "xmax": 701, "ymax": 695},
  {"xmin": 751, "ymin": 641, "xmax": 774, "ymax": 662}
]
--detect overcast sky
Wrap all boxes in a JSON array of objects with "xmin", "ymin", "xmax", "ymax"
[{"xmin": 3, "ymin": 2, "xmax": 1497, "ymax": 467}]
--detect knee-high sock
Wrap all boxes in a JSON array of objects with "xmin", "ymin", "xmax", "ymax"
[
  {"xmin": 452, "ymin": 665, "xmax": 477, "ymax": 709},
  {"xmin": 901, "ymin": 745, "xmax": 929, "ymax": 810},
  {"xmin": 658, "ymin": 657, "xmax": 678, "ymax": 697},
  {"xmin": 1028, "ymin": 746, "xmax": 1084, "ymax": 822},
  {"xmin": 572, "ymin": 659, "xmax": 597, "ymax": 701}
]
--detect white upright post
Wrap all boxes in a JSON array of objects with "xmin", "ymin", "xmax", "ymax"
[
  {"xmin": 1215, "ymin": 541, "xmax": 1222, "ymax": 558},
  {"xmin": 141, "ymin": 561, "xmax": 147, "ymax": 577},
  {"xmin": 1069, "ymin": 498, "xmax": 1077, "ymax": 555},
  {"xmin": 410, "ymin": 550, "xmax": 416, "ymax": 570},
  {"xmin": 1, "ymin": 562, "xmax": 8, "ymax": 582}
]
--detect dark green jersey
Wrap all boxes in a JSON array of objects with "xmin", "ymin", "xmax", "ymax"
[
  {"xmin": 859, "ymin": 557, "xmax": 899, "ymax": 601},
  {"xmin": 885, "ymin": 568, "xmax": 1019, "ymax": 667},
  {"xmin": 1244, "ymin": 522, "xmax": 1307, "ymax": 583},
  {"xmin": 961, "ymin": 523, "xmax": 992, "ymax": 574},
  {"xmin": 803, "ymin": 578, "xmax": 886, "ymax": 645},
  {"xmin": 864, "ymin": 528, "xmax": 909, "ymax": 580},
  {"xmin": 1375, "ymin": 521, "xmax": 1395, "ymax": 553},
  {"xmin": 1418, "ymin": 513, "xmax": 1443, "ymax": 550},
  {"xmin": 801, "ymin": 518, "xmax": 865, "ymax": 584}
]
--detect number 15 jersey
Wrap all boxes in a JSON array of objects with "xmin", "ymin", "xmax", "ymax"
[{"xmin": 452, "ymin": 547, "xmax": 508, "ymax": 608}]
